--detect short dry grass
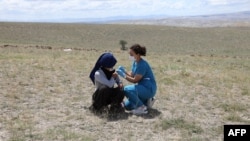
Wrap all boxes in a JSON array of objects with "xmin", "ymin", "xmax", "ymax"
[{"xmin": 0, "ymin": 23, "xmax": 250, "ymax": 141}]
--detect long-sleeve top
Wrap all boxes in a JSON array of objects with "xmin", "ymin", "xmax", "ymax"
[{"xmin": 94, "ymin": 69, "xmax": 122, "ymax": 89}]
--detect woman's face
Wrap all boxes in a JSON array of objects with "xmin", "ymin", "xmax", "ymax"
[{"xmin": 129, "ymin": 49, "xmax": 139, "ymax": 59}]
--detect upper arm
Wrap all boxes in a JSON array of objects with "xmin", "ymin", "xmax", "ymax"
[
  {"xmin": 136, "ymin": 63, "xmax": 146, "ymax": 76},
  {"xmin": 133, "ymin": 74, "xmax": 143, "ymax": 83},
  {"xmin": 95, "ymin": 71, "xmax": 114, "ymax": 88},
  {"xmin": 131, "ymin": 63, "xmax": 146, "ymax": 83}
]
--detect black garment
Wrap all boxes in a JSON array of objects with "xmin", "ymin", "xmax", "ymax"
[
  {"xmin": 91, "ymin": 85, "xmax": 124, "ymax": 112},
  {"xmin": 101, "ymin": 67, "xmax": 115, "ymax": 80}
]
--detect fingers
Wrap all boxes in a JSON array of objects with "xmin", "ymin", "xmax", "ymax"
[
  {"xmin": 118, "ymin": 66, "xmax": 126, "ymax": 73},
  {"xmin": 116, "ymin": 70, "xmax": 125, "ymax": 78}
]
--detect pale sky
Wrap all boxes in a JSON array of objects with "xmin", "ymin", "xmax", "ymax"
[{"xmin": 0, "ymin": 0, "xmax": 249, "ymax": 22}]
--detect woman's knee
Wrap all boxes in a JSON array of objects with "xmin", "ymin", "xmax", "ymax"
[
  {"xmin": 124, "ymin": 85, "xmax": 136, "ymax": 96},
  {"xmin": 124, "ymin": 85, "xmax": 135, "ymax": 91},
  {"xmin": 135, "ymin": 85, "xmax": 154, "ymax": 98}
]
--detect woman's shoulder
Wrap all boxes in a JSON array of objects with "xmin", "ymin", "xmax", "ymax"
[
  {"xmin": 94, "ymin": 69, "xmax": 104, "ymax": 76},
  {"xmin": 138, "ymin": 58, "xmax": 149, "ymax": 66}
]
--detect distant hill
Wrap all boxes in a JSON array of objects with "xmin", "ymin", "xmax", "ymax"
[{"xmin": 110, "ymin": 11, "xmax": 250, "ymax": 27}]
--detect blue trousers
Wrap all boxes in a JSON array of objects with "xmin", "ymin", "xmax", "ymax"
[{"xmin": 123, "ymin": 84, "xmax": 155, "ymax": 110}]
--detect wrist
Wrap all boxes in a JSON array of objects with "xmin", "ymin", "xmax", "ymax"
[{"xmin": 119, "ymin": 80, "xmax": 123, "ymax": 84}]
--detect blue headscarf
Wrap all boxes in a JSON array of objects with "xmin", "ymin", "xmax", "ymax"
[{"xmin": 89, "ymin": 53, "xmax": 117, "ymax": 84}]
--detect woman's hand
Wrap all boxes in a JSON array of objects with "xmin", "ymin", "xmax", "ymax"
[
  {"xmin": 116, "ymin": 69, "xmax": 126, "ymax": 78},
  {"xmin": 118, "ymin": 66, "xmax": 126, "ymax": 73},
  {"xmin": 112, "ymin": 72, "xmax": 119, "ymax": 78},
  {"xmin": 125, "ymin": 74, "xmax": 143, "ymax": 83},
  {"xmin": 119, "ymin": 83, "xmax": 124, "ymax": 90}
]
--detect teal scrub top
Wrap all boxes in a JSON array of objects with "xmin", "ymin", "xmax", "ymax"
[{"xmin": 131, "ymin": 58, "xmax": 157, "ymax": 94}]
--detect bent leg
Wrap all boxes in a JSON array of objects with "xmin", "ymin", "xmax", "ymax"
[
  {"xmin": 112, "ymin": 87, "xmax": 125, "ymax": 104},
  {"xmin": 123, "ymin": 85, "xmax": 144, "ymax": 110},
  {"xmin": 92, "ymin": 86, "xmax": 112, "ymax": 111},
  {"xmin": 109, "ymin": 87, "xmax": 125, "ymax": 108},
  {"xmin": 135, "ymin": 85, "xmax": 155, "ymax": 106}
]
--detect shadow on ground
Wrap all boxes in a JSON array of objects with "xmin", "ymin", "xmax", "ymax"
[
  {"xmin": 141, "ymin": 108, "xmax": 162, "ymax": 119},
  {"xmin": 88, "ymin": 106, "xmax": 161, "ymax": 121},
  {"xmin": 107, "ymin": 108, "xmax": 162, "ymax": 121}
]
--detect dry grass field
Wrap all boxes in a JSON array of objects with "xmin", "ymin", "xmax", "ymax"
[{"xmin": 0, "ymin": 22, "xmax": 250, "ymax": 141}]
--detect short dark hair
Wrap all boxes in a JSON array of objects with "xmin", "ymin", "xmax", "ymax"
[{"xmin": 130, "ymin": 44, "xmax": 146, "ymax": 56}]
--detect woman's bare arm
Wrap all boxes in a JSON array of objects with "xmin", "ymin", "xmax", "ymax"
[{"xmin": 125, "ymin": 74, "xmax": 142, "ymax": 83}]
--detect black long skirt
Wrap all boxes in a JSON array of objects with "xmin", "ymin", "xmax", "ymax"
[{"xmin": 91, "ymin": 85, "xmax": 124, "ymax": 112}]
